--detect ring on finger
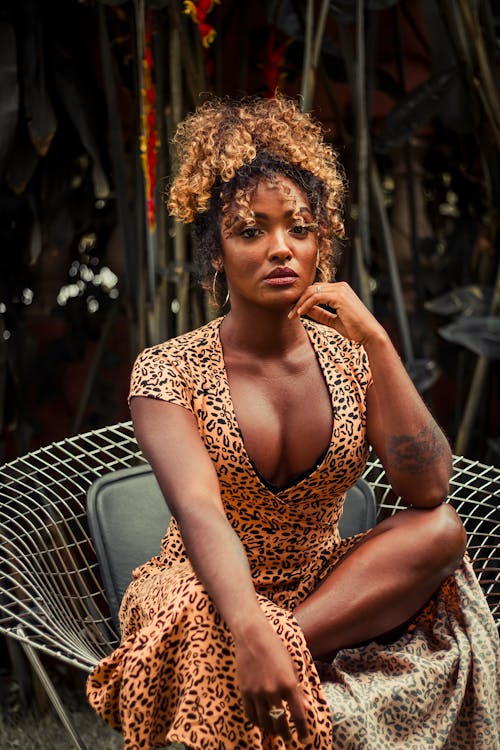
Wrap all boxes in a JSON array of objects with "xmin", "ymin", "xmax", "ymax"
[
  {"xmin": 316, "ymin": 285, "xmax": 323, "ymax": 294},
  {"xmin": 268, "ymin": 706, "xmax": 285, "ymax": 720}
]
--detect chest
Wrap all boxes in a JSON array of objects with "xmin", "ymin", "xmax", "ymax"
[{"xmin": 224, "ymin": 351, "xmax": 333, "ymax": 487}]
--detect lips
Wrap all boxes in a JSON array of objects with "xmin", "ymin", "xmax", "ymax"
[{"xmin": 265, "ymin": 267, "xmax": 298, "ymax": 280}]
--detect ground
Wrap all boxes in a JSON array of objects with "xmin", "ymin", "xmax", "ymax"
[{"xmin": 0, "ymin": 664, "xmax": 122, "ymax": 750}]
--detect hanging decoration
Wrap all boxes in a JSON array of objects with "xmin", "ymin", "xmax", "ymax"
[
  {"xmin": 262, "ymin": 28, "xmax": 290, "ymax": 97},
  {"xmin": 139, "ymin": 7, "xmax": 159, "ymax": 232},
  {"xmin": 183, "ymin": 0, "xmax": 220, "ymax": 48}
]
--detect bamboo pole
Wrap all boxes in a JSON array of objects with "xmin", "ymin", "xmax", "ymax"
[
  {"xmin": 169, "ymin": 4, "xmax": 190, "ymax": 335},
  {"xmin": 171, "ymin": 2, "xmax": 202, "ymax": 107},
  {"xmin": 393, "ymin": 7, "xmax": 425, "ymax": 312},
  {"xmin": 153, "ymin": 11, "xmax": 170, "ymax": 344},
  {"xmin": 454, "ymin": 259, "xmax": 500, "ymax": 455},
  {"xmin": 355, "ymin": 0, "xmax": 371, "ymax": 272},
  {"xmin": 438, "ymin": 0, "xmax": 500, "ymax": 146},
  {"xmin": 370, "ymin": 160, "xmax": 415, "ymax": 366},
  {"xmin": 134, "ymin": 0, "xmax": 158, "ymax": 337},
  {"xmin": 455, "ymin": 0, "xmax": 500, "ymax": 143},
  {"xmin": 71, "ymin": 303, "xmax": 119, "ymax": 436},
  {"xmin": 98, "ymin": 5, "xmax": 137, "ymax": 312},
  {"xmin": 300, "ymin": 0, "xmax": 313, "ymax": 110},
  {"xmin": 337, "ymin": 17, "xmax": 373, "ymax": 309},
  {"xmin": 301, "ymin": 0, "xmax": 330, "ymax": 112}
]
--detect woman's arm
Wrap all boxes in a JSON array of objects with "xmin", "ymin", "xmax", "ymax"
[
  {"xmin": 362, "ymin": 328, "xmax": 451, "ymax": 506},
  {"xmin": 130, "ymin": 396, "xmax": 309, "ymax": 740},
  {"xmin": 289, "ymin": 282, "xmax": 452, "ymax": 507}
]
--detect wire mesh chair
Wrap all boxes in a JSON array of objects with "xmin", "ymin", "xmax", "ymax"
[{"xmin": 1, "ymin": 421, "xmax": 499, "ymax": 750}]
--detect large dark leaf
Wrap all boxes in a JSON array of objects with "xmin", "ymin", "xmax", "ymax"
[
  {"xmin": 18, "ymin": 0, "xmax": 57, "ymax": 156},
  {"xmin": 266, "ymin": 0, "xmax": 303, "ymax": 38},
  {"xmin": 27, "ymin": 193, "xmax": 42, "ymax": 265},
  {"xmin": 330, "ymin": 0, "xmax": 401, "ymax": 24},
  {"xmin": 439, "ymin": 316, "xmax": 500, "ymax": 359},
  {"xmin": 421, "ymin": 0, "xmax": 474, "ymax": 132},
  {"xmin": 0, "ymin": 20, "xmax": 19, "ymax": 174},
  {"xmin": 41, "ymin": 151, "xmax": 74, "ymax": 251},
  {"xmin": 54, "ymin": 69, "xmax": 110, "ymax": 199},
  {"xmin": 374, "ymin": 67, "xmax": 459, "ymax": 153},
  {"xmin": 4, "ymin": 118, "xmax": 39, "ymax": 194},
  {"xmin": 425, "ymin": 285, "xmax": 494, "ymax": 317}
]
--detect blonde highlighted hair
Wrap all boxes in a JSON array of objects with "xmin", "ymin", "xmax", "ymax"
[{"xmin": 168, "ymin": 95, "xmax": 346, "ymax": 302}]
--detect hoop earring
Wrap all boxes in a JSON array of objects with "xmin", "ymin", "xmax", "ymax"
[
  {"xmin": 212, "ymin": 270, "xmax": 230, "ymax": 307},
  {"xmin": 315, "ymin": 266, "xmax": 324, "ymax": 283},
  {"xmin": 212, "ymin": 270, "xmax": 219, "ymax": 302}
]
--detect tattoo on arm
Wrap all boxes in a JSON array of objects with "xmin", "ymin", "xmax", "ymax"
[{"xmin": 387, "ymin": 424, "xmax": 447, "ymax": 473}]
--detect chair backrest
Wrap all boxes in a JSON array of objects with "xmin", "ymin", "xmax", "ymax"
[
  {"xmin": 87, "ymin": 464, "xmax": 169, "ymax": 630},
  {"xmin": 87, "ymin": 464, "xmax": 377, "ymax": 631}
]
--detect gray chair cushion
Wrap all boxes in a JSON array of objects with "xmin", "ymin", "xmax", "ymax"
[{"xmin": 87, "ymin": 464, "xmax": 376, "ymax": 631}]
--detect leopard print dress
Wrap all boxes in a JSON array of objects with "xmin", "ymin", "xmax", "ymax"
[{"xmin": 87, "ymin": 317, "xmax": 499, "ymax": 750}]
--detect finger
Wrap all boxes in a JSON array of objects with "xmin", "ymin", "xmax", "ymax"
[
  {"xmin": 288, "ymin": 284, "xmax": 326, "ymax": 319},
  {"xmin": 242, "ymin": 695, "xmax": 258, "ymax": 727},
  {"xmin": 306, "ymin": 304, "xmax": 340, "ymax": 329},
  {"xmin": 285, "ymin": 690, "xmax": 310, "ymax": 740},
  {"xmin": 266, "ymin": 701, "xmax": 291, "ymax": 741},
  {"xmin": 255, "ymin": 701, "xmax": 276, "ymax": 738}
]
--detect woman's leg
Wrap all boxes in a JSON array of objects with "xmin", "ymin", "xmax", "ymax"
[{"xmin": 294, "ymin": 503, "xmax": 466, "ymax": 658}]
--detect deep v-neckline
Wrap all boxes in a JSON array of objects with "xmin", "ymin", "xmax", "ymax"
[{"xmin": 216, "ymin": 317, "xmax": 336, "ymax": 495}]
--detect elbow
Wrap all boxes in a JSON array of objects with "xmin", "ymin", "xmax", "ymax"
[
  {"xmin": 423, "ymin": 469, "xmax": 452, "ymax": 507},
  {"xmin": 402, "ymin": 449, "xmax": 453, "ymax": 508},
  {"xmin": 394, "ymin": 466, "xmax": 452, "ymax": 508}
]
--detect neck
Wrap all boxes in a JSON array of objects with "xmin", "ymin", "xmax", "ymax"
[{"xmin": 220, "ymin": 301, "xmax": 307, "ymax": 357}]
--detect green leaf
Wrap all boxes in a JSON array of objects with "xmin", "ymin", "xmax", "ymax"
[
  {"xmin": 0, "ymin": 20, "xmax": 19, "ymax": 173},
  {"xmin": 374, "ymin": 67, "xmax": 460, "ymax": 153}
]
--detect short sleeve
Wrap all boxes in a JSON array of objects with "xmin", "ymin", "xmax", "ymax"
[{"xmin": 128, "ymin": 347, "xmax": 193, "ymax": 412}]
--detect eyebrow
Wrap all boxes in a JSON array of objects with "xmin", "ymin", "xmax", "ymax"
[{"xmin": 253, "ymin": 207, "xmax": 312, "ymax": 219}]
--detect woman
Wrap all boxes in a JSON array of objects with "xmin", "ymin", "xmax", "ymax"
[{"xmin": 87, "ymin": 97, "xmax": 499, "ymax": 750}]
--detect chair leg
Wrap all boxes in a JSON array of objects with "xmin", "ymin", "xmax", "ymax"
[{"xmin": 17, "ymin": 635, "xmax": 90, "ymax": 750}]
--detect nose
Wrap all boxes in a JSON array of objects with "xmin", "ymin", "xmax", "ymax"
[{"xmin": 268, "ymin": 228, "xmax": 292, "ymax": 261}]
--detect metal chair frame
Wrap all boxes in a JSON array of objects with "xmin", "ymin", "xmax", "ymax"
[{"xmin": 1, "ymin": 421, "xmax": 498, "ymax": 750}]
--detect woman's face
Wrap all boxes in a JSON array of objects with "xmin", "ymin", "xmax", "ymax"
[{"xmin": 219, "ymin": 176, "xmax": 319, "ymax": 310}]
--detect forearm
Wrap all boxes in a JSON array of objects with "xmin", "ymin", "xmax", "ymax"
[
  {"xmin": 176, "ymin": 503, "xmax": 268, "ymax": 639},
  {"xmin": 364, "ymin": 329, "xmax": 452, "ymax": 506}
]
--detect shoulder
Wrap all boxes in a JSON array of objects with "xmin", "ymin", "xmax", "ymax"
[
  {"xmin": 138, "ymin": 317, "xmax": 223, "ymax": 367},
  {"xmin": 129, "ymin": 318, "xmax": 223, "ymax": 405}
]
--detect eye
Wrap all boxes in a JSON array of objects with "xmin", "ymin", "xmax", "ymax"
[
  {"xmin": 239, "ymin": 226, "xmax": 262, "ymax": 239},
  {"xmin": 290, "ymin": 223, "xmax": 317, "ymax": 237}
]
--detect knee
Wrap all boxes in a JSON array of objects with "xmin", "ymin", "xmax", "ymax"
[{"xmin": 422, "ymin": 503, "xmax": 467, "ymax": 575}]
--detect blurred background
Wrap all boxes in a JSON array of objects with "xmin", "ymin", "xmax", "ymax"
[
  {"xmin": 0, "ymin": 0, "xmax": 498, "ymax": 465},
  {"xmin": 0, "ymin": 1, "xmax": 499, "ymax": 743}
]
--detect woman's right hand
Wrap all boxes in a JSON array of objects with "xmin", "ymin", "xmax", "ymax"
[
  {"xmin": 132, "ymin": 397, "xmax": 310, "ymax": 740},
  {"xmin": 234, "ymin": 621, "xmax": 310, "ymax": 742}
]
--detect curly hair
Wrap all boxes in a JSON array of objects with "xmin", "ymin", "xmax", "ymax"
[{"xmin": 168, "ymin": 95, "xmax": 346, "ymax": 305}]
